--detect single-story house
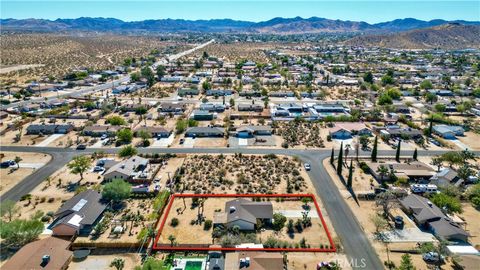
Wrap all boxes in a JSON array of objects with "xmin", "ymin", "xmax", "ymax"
[
  {"xmin": 329, "ymin": 122, "xmax": 371, "ymax": 139},
  {"xmin": 185, "ymin": 127, "xmax": 224, "ymax": 137},
  {"xmin": 158, "ymin": 102, "xmax": 186, "ymax": 113},
  {"xmin": 103, "ymin": 155, "xmax": 149, "ymax": 182},
  {"xmin": 224, "ymin": 251, "xmax": 284, "ymax": 270},
  {"xmin": 178, "ymin": 88, "xmax": 200, "ymax": 96},
  {"xmin": 367, "ymin": 161, "xmax": 435, "ymax": 181},
  {"xmin": 213, "ymin": 198, "xmax": 273, "ymax": 231},
  {"xmin": 433, "ymin": 125, "xmax": 464, "ymax": 139},
  {"xmin": 200, "ymin": 103, "xmax": 226, "ymax": 112},
  {"xmin": 206, "ymin": 89, "xmax": 234, "ymax": 96},
  {"xmin": 1, "ymin": 237, "xmax": 73, "ymax": 270},
  {"xmin": 134, "ymin": 126, "xmax": 171, "ymax": 138},
  {"xmin": 430, "ymin": 168, "xmax": 460, "ymax": 187},
  {"xmin": 400, "ymin": 194, "xmax": 469, "ymax": 242},
  {"xmin": 26, "ymin": 124, "xmax": 74, "ymax": 135},
  {"xmin": 230, "ymin": 125, "xmax": 273, "ymax": 138},
  {"xmin": 380, "ymin": 127, "xmax": 423, "ymax": 139},
  {"xmin": 51, "ymin": 190, "xmax": 106, "ymax": 236},
  {"xmin": 191, "ymin": 110, "xmax": 215, "ymax": 121},
  {"xmin": 82, "ymin": 125, "xmax": 120, "ymax": 137},
  {"xmin": 238, "ymin": 104, "xmax": 264, "ymax": 112}
]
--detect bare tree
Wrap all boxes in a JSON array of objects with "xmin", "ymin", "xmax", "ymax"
[{"xmin": 375, "ymin": 191, "xmax": 398, "ymax": 218}]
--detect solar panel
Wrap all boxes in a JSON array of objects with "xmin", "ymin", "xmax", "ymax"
[{"xmin": 71, "ymin": 199, "xmax": 88, "ymax": 211}]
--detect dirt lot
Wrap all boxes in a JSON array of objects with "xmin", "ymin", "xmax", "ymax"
[
  {"xmin": 277, "ymin": 121, "xmax": 325, "ymax": 148},
  {"xmin": 0, "ymin": 152, "xmax": 51, "ymax": 195},
  {"xmin": 69, "ymin": 252, "xmax": 141, "ymax": 270},
  {"xmin": 158, "ymin": 197, "xmax": 331, "ymax": 249},
  {"xmin": 174, "ymin": 154, "xmax": 314, "ymax": 194},
  {"xmin": 0, "ymin": 33, "xmax": 189, "ymax": 83}
]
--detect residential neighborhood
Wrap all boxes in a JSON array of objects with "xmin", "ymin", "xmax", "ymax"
[{"xmin": 1, "ymin": 4, "xmax": 480, "ymax": 270}]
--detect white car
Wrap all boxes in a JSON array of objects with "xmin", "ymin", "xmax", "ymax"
[
  {"xmin": 304, "ymin": 163, "xmax": 311, "ymax": 171},
  {"xmin": 100, "ymin": 134, "xmax": 108, "ymax": 140}
]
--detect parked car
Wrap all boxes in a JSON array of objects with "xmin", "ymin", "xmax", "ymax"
[
  {"xmin": 0, "ymin": 160, "xmax": 16, "ymax": 168},
  {"xmin": 179, "ymin": 138, "xmax": 185, "ymax": 144},
  {"xmin": 423, "ymin": 252, "xmax": 444, "ymax": 263},
  {"xmin": 93, "ymin": 166, "xmax": 105, "ymax": 172},
  {"xmin": 304, "ymin": 163, "xmax": 311, "ymax": 171},
  {"xmin": 100, "ymin": 134, "xmax": 108, "ymax": 140},
  {"xmin": 76, "ymin": 144, "xmax": 87, "ymax": 150}
]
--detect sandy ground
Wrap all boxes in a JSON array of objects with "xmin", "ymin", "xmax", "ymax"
[
  {"xmin": 457, "ymin": 131, "xmax": 480, "ymax": 150},
  {"xmin": 69, "ymin": 253, "xmax": 141, "ymax": 270},
  {"xmin": 459, "ymin": 203, "xmax": 480, "ymax": 249},
  {"xmin": 0, "ymin": 152, "xmax": 51, "ymax": 196},
  {"xmin": 158, "ymin": 197, "xmax": 331, "ymax": 248}
]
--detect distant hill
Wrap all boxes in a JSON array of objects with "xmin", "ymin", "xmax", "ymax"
[
  {"xmin": 345, "ymin": 23, "xmax": 480, "ymax": 49},
  {"xmin": 1, "ymin": 16, "xmax": 479, "ymax": 34}
]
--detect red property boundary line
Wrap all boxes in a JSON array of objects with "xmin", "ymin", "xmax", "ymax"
[{"xmin": 153, "ymin": 193, "xmax": 336, "ymax": 252}]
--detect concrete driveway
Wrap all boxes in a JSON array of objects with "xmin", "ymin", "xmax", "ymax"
[
  {"xmin": 275, "ymin": 210, "xmax": 319, "ymax": 218},
  {"xmin": 35, "ymin": 134, "xmax": 64, "ymax": 147}
]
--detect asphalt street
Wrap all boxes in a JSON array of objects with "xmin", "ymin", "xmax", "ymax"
[{"xmin": 1, "ymin": 145, "xmax": 466, "ymax": 269}]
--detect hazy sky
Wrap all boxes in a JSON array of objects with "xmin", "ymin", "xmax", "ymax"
[{"xmin": 2, "ymin": 1, "xmax": 479, "ymax": 23}]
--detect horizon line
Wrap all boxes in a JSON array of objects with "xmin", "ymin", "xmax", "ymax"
[{"xmin": 2, "ymin": 16, "xmax": 479, "ymax": 24}]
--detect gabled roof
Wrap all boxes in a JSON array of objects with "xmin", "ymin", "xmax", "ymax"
[
  {"xmin": 429, "ymin": 217, "xmax": 469, "ymax": 240},
  {"xmin": 1, "ymin": 237, "xmax": 72, "ymax": 270},
  {"xmin": 225, "ymin": 198, "xmax": 273, "ymax": 225},
  {"xmin": 53, "ymin": 189, "xmax": 106, "ymax": 228},
  {"xmin": 400, "ymin": 194, "xmax": 444, "ymax": 224},
  {"xmin": 104, "ymin": 155, "xmax": 148, "ymax": 178}
]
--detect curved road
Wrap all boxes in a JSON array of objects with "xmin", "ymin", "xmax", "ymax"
[{"xmin": 0, "ymin": 145, "xmax": 468, "ymax": 269}]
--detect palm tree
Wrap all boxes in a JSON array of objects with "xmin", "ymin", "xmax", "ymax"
[
  {"xmin": 376, "ymin": 165, "xmax": 389, "ymax": 181},
  {"xmin": 110, "ymin": 258, "xmax": 125, "ymax": 270}
]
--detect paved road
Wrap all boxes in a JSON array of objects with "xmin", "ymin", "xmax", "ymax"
[{"xmin": 2, "ymin": 145, "xmax": 465, "ymax": 269}]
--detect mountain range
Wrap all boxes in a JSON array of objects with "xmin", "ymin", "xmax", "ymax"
[
  {"xmin": 1, "ymin": 17, "xmax": 479, "ymax": 34},
  {"xmin": 345, "ymin": 23, "xmax": 480, "ymax": 49}
]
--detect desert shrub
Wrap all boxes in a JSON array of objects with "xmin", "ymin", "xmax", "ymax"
[{"xmin": 170, "ymin": 218, "xmax": 179, "ymax": 227}]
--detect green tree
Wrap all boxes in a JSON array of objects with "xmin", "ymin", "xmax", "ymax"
[
  {"xmin": 137, "ymin": 130, "xmax": 151, "ymax": 147},
  {"xmin": 118, "ymin": 145, "xmax": 138, "ymax": 157},
  {"xmin": 102, "ymin": 179, "xmax": 131, "ymax": 203},
  {"xmin": 395, "ymin": 140, "xmax": 401, "ymax": 162},
  {"xmin": 0, "ymin": 200, "xmax": 20, "ymax": 222},
  {"xmin": 420, "ymin": 80, "xmax": 433, "ymax": 90},
  {"xmin": 363, "ymin": 71, "xmax": 374, "ymax": 84},
  {"xmin": 130, "ymin": 72, "xmax": 141, "ymax": 82},
  {"xmin": 371, "ymin": 135, "xmax": 378, "ymax": 162},
  {"xmin": 156, "ymin": 65, "xmax": 166, "ymax": 79},
  {"xmin": 457, "ymin": 164, "xmax": 473, "ymax": 182},
  {"xmin": 110, "ymin": 258, "xmax": 125, "ymax": 270},
  {"xmin": 272, "ymin": 213, "xmax": 287, "ymax": 231},
  {"xmin": 425, "ymin": 92, "xmax": 437, "ymax": 104},
  {"xmin": 381, "ymin": 75, "xmax": 394, "ymax": 86},
  {"xmin": 397, "ymin": 254, "xmax": 416, "ymax": 270},
  {"xmin": 337, "ymin": 142, "xmax": 343, "ymax": 175},
  {"xmin": 430, "ymin": 193, "xmax": 462, "ymax": 214},
  {"xmin": 376, "ymin": 165, "xmax": 389, "ymax": 181},
  {"xmin": 141, "ymin": 67, "xmax": 155, "ymax": 87},
  {"xmin": 67, "ymin": 155, "xmax": 91, "ymax": 180},
  {"xmin": 106, "ymin": 116, "xmax": 126, "ymax": 126},
  {"xmin": 378, "ymin": 93, "xmax": 393, "ymax": 105},
  {"xmin": 175, "ymin": 119, "xmax": 188, "ymax": 134},
  {"xmin": 116, "ymin": 128, "xmax": 133, "ymax": 144},
  {"xmin": 0, "ymin": 218, "xmax": 44, "ymax": 247}
]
